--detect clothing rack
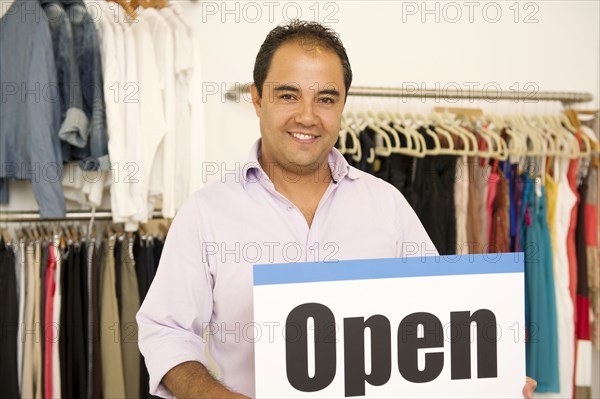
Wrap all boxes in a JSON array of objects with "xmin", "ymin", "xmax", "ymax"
[
  {"xmin": 224, "ymin": 84, "xmax": 593, "ymax": 104},
  {"xmin": 0, "ymin": 210, "xmax": 165, "ymax": 223}
]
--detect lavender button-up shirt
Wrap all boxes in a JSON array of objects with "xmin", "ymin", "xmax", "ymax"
[{"xmin": 137, "ymin": 139, "xmax": 437, "ymax": 398}]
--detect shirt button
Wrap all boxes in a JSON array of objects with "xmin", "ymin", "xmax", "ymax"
[{"xmin": 287, "ymin": 206, "xmax": 293, "ymax": 211}]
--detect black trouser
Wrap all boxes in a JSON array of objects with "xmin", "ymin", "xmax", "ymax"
[{"xmin": 0, "ymin": 239, "xmax": 19, "ymax": 399}]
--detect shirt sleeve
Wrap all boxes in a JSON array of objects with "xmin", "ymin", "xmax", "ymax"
[
  {"xmin": 28, "ymin": 16, "xmax": 66, "ymax": 218},
  {"xmin": 136, "ymin": 194, "xmax": 214, "ymax": 398}
]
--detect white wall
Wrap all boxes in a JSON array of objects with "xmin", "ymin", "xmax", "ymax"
[{"xmin": 184, "ymin": 0, "xmax": 600, "ymax": 166}]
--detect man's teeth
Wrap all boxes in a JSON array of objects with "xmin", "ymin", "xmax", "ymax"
[{"xmin": 291, "ymin": 132, "xmax": 314, "ymax": 140}]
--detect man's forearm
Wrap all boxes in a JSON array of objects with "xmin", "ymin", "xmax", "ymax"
[{"xmin": 162, "ymin": 361, "xmax": 247, "ymax": 399}]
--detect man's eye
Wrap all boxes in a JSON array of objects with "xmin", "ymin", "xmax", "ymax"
[
  {"xmin": 319, "ymin": 97, "xmax": 335, "ymax": 104},
  {"xmin": 279, "ymin": 94, "xmax": 296, "ymax": 101}
]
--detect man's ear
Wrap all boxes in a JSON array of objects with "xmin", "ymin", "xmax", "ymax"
[{"xmin": 250, "ymin": 83, "xmax": 261, "ymax": 117}]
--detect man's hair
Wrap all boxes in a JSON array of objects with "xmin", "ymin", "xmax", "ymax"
[{"xmin": 253, "ymin": 19, "xmax": 352, "ymax": 101}]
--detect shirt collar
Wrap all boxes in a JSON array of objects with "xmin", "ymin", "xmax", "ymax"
[{"xmin": 242, "ymin": 138, "xmax": 361, "ymax": 190}]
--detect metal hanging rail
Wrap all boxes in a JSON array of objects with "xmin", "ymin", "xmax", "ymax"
[
  {"xmin": 224, "ymin": 84, "xmax": 593, "ymax": 104},
  {"xmin": 2, "ymin": 85, "xmax": 593, "ymax": 223},
  {"xmin": 0, "ymin": 209, "xmax": 166, "ymax": 223}
]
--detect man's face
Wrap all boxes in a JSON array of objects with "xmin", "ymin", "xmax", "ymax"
[{"xmin": 252, "ymin": 41, "xmax": 346, "ymax": 174}]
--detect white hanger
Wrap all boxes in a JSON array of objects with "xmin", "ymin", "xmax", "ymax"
[
  {"xmin": 387, "ymin": 111, "xmax": 428, "ymax": 157},
  {"xmin": 358, "ymin": 111, "xmax": 392, "ymax": 157},
  {"xmin": 430, "ymin": 112, "xmax": 473, "ymax": 156},
  {"xmin": 375, "ymin": 111, "xmax": 402, "ymax": 152},
  {"xmin": 476, "ymin": 119, "xmax": 508, "ymax": 161},
  {"xmin": 359, "ymin": 111, "xmax": 392, "ymax": 157},
  {"xmin": 528, "ymin": 115, "xmax": 557, "ymax": 157},
  {"xmin": 344, "ymin": 111, "xmax": 364, "ymax": 162},
  {"xmin": 488, "ymin": 113, "xmax": 526, "ymax": 158},
  {"xmin": 560, "ymin": 113, "xmax": 591, "ymax": 157},
  {"xmin": 340, "ymin": 114, "xmax": 362, "ymax": 156},
  {"xmin": 549, "ymin": 115, "xmax": 580, "ymax": 159}
]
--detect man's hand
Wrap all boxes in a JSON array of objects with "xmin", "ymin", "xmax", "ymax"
[{"xmin": 522, "ymin": 376, "xmax": 537, "ymax": 399}]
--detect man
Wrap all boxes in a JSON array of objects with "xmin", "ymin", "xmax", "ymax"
[{"xmin": 137, "ymin": 20, "xmax": 536, "ymax": 398}]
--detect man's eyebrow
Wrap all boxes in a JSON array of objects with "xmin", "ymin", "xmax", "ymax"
[
  {"xmin": 318, "ymin": 88, "xmax": 340, "ymax": 97},
  {"xmin": 271, "ymin": 85, "xmax": 341, "ymax": 98},
  {"xmin": 272, "ymin": 85, "xmax": 300, "ymax": 93}
]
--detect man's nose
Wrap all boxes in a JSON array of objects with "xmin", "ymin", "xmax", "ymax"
[{"xmin": 294, "ymin": 99, "xmax": 317, "ymax": 126}]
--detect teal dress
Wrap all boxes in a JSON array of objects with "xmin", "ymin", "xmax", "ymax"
[{"xmin": 520, "ymin": 174, "xmax": 559, "ymax": 392}]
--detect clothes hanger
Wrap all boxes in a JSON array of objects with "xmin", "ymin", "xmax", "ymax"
[
  {"xmin": 441, "ymin": 111, "xmax": 480, "ymax": 156},
  {"xmin": 379, "ymin": 111, "xmax": 424, "ymax": 158},
  {"xmin": 421, "ymin": 114, "xmax": 455, "ymax": 156},
  {"xmin": 478, "ymin": 119, "xmax": 508, "ymax": 160},
  {"xmin": 375, "ymin": 112, "xmax": 402, "ymax": 151},
  {"xmin": 39, "ymin": 225, "xmax": 49, "ymax": 242},
  {"xmin": 399, "ymin": 124, "xmax": 427, "ymax": 157},
  {"xmin": 433, "ymin": 108, "xmax": 495, "ymax": 157},
  {"xmin": 453, "ymin": 119, "xmax": 482, "ymax": 158},
  {"xmin": 30, "ymin": 225, "xmax": 39, "ymax": 241},
  {"xmin": 457, "ymin": 116, "xmax": 494, "ymax": 160},
  {"xmin": 106, "ymin": 223, "xmax": 115, "ymax": 238},
  {"xmin": 347, "ymin": 111, "xmax": 366, "ymax": 162},
  {"xmin": 471, "ymin": 115, "xmax": 507, "ymax": 160},
  {"xmin": 527, "ymin": 115, "xmax": 557, "ymax": 157},
  {"xmin": 32, "ymin": 225, "xmax": 42, "ymax": 241},
  {"xmin": 560, "ymin": 113, "xmax": 591, "ymax": 157},
  {"xmin": 398, "ymin": 112, "xmax": 439, "ymax": 156},
  {"xmin": 1, "ymin": 228, "xmax": 11, "ymax": 244},
  {"xmin": 344, "ymin": 111, "xmax": 364, "ymax": 162},
  {"xmin": 20, "ymin": 225, "xmax": 32, "ymax": 242},
  {"xmin": 347, "ymin": 111, "xmax": 363, "ymax": 162},
  {"xmin": 510, "ymin": 115, "xmax": 542, "ymax": 157},
  {"xmin": 366, "ymin": 111, "xmax": 399, "ymax": 156},
  {"xmin": 346, "ymin": 126, "xmax": 360, "ymax": 156},
  {"xmin": 539, "ymin": 115, "xmax": 567, "ymax": 158},
  {"xmin": 68, "ymin": 224, "xmax": 79, "ymax": 242},
  {"xmin": 549, "ymin": 115, "xmax": 580, "ymax": 159},
  {"xmin": 410, "ymin": 113, "xmax": 441, "ymax": 157},
  {"xmin": 341, "ymin": 114, "xmax": 361, "ymax": 155},
  {"xmin": 573, "ymin": 110, "xmax": 600, "ymax": 153},
  {"xmin": 338, "ymin": 120, "xmax": 348, "ymax": 155},
  {"xmin": 488, "ymin": 113, "xmax": 526, "ymax": 158},
  {"xmin": 533, "ymin": 115, "xmax": 565, "ymax": 158},
  {"xmin": 501, "ymin": 125, "xmax": 524, "ymax": 158},
  {"xmin": 429, "ymin": 112, "xmax": 472, "ymax": 156},
  {"xmin": 342, "ymin": 112, "xmax": 361, "ymax": 156},
  {"xmin": 358, "ymin": 111, "xmax": 392, "ymax": 157}
]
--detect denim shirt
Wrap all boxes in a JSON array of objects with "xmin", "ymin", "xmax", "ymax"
[
  {"xmin": 0, "ymin": 0, "xmax": 66, "ymax": 217},
  {"xmin": 41, "ymin": 0, "xmax": 110, "ymax": 171},
  {"xmin": 40, "ymin": 0, "xmax": 89, "ymax": 149},
  {"xmin": 64, "ymin": 0, "xmax": 110, "ymax": 171}
]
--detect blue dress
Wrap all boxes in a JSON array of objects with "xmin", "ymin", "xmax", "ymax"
[{"xmin": 520, "ymin": 174, "xmax": 560, "ymax": 392}]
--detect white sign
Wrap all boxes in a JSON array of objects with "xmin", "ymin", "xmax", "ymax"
[{"xmin": 253, "ymin": 253, "xmax": 525, "ymax": 398}]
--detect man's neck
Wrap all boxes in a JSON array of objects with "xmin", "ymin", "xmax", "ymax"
[
  {"xmin": 262, "ymin": 160, "xmax": 332, "ymax": 195},
  {"xmin": 263, "ymin": 161, "xmax": 332, "ymax": 228}
]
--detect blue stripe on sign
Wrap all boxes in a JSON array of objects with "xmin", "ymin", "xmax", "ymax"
[{"xmin": 253, "ymin": 253, "xmax": 524, "ymax": 286}]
